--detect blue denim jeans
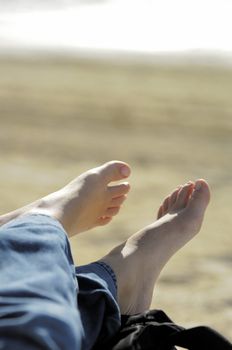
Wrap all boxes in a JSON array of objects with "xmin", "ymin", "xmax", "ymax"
[{"xmin": 0, "ymin": 214, "xmax": 121, "ymax": 350}]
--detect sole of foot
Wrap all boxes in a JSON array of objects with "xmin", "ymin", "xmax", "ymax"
[{"xmin": 101, "ymin": 179, "xmax": 210, "ymax": 314}]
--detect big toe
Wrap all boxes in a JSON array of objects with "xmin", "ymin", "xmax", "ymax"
[
  {"xmin": 188, "ymin": 179, "xmax": 210, "ymax": 214},
  {"xmin": 99, "ymin": 160, "xmax": 131, "ymax": 183}
]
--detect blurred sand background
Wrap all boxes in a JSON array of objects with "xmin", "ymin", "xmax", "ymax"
[{"xmin": 0, "ymin": 55, "xmax": 232, "ymax": 342}]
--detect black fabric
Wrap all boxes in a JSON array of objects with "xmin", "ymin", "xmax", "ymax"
[{"xmin": 95, "ymin": 309, "xmax": 232, "ymax": 350}]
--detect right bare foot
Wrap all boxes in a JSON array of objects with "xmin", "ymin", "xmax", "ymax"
[
  {"xmin": 0, "ymin": 161, "xmax": 131, "ymax": 237},
  {"xmin": 101, "ymin": 179, "xmax": 210, "ymax": 314}
]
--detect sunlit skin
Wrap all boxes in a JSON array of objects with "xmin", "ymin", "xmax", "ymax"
[
  {"xmin": 101, "ymin": 179, "xmax": 210, "ymax": 314},
  {"xmin": 0, "ymin": 161, "xmax": 131, "ymax": 236}
]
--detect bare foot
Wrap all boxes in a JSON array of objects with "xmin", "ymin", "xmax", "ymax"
[
  {"xmin": 100, "ymin": 179, "xmax": 210, "ymax": 314},
  {"xmin": 0, "ymin": 161, "xmax": 131, "ymax": 237}
]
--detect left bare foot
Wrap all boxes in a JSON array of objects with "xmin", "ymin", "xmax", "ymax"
[{"xmin": 0, "ymin": 161, "xmax": 131, "ymax": 237}]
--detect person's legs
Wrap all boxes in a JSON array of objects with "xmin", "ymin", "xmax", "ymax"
[
  {"xmin": 75, "ymin": 262, "xmax": 120, "ymax": 350},
  {"xmin": 0, "ymin": 161, "xmax": 131, "ymax": 350},
  {"xmin": 0, "ymin": 214, "xmax": 121, "ymax": 350},
  {"xmin": 0, "ymin": 214, "xmax": 82, "ymax": 349},
  {"xmin": 101, "ymin": 179, "xmax": 210, "ymax": 314},
  {"xmin": 0, "ymin": 163, "xmax": 211, "ymax": 348}
]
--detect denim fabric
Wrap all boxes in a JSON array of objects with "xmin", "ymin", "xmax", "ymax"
[
  {"xmin": 0, "ymin": 214, "xmax": 120, "ymax": 350},
  {"xmin": 75, "ymin": 262, "xmax": 120, "ymax": 350}
]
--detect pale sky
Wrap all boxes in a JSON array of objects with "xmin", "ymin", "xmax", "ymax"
[{"xmin": 0, "ymin": 0, "xmax": 232, "ymax": 54}]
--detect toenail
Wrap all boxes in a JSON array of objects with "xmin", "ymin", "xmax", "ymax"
[
  {"xmin": 120, "ymin": 166, "xmax": 131, "ymax": 178},
  {"xmin": 195, "ymin": 181, "xmax": 202, "ymax": 190}
]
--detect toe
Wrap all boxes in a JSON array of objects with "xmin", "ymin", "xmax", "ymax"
[
  {"xmin": 169, "ymin": 186, "xmax": 181, "ymax": 207},
  {"xmin": 111, "ymin": 195, "xmax": 127, "ymax": 206},
  {"xmin": 108, "ymin": 182, "xmax": 130, "ymax": 197},
  {"xmin": 105, "ymin": 207, "xmax": 120, "ymax": 217},
  {"xmin": 174, "ymin": 182, "xmax": 194, "ymax": 210},
  {"xmin": 157, "ymin": 205, "xmax": 164, "ymax": 219},
  {"xmin": 157, "ymin": 186, "xmax": 181, "ymax": 219},
  {"xmin": 188, "ymin": 179, "xmax": 210, "ymax": 213},
  {"xmin": 99, "ymin": 161, "xmax": 131, "ymax": 183},
  {"xmin": 162, "ymin": 196, "xmax": 170, "ymax": 214},
  {"xmin": 97, "ymin": 216, "xmax": 113, "ymax": 226}
]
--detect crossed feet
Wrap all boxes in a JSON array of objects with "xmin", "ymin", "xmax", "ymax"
[{"xmin": 0, "ymin": 161, "xmax": 210, "ymax": 315}]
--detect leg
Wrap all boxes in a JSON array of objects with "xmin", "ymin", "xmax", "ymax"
[
  {"xmin": 0, "ymin": 214, "xmax": 82, "ymax": 349},
  {"xmin": 75, "ymin": 262, "xmax": 121, "ymax": 349},
  {"xmin": 0, "ymin": 215, "xmax": 122, "ymax": 350},
  {"xmin": 0, "ymin": 160, "xmax": 131, "ymax": 236},
  {"xmin": 101, "ymin": 179, "xmax": 210, "ymax": 314},
  {"xmin": 0, "ymin": 161, "xmax": 130, "ymax": 349}
]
